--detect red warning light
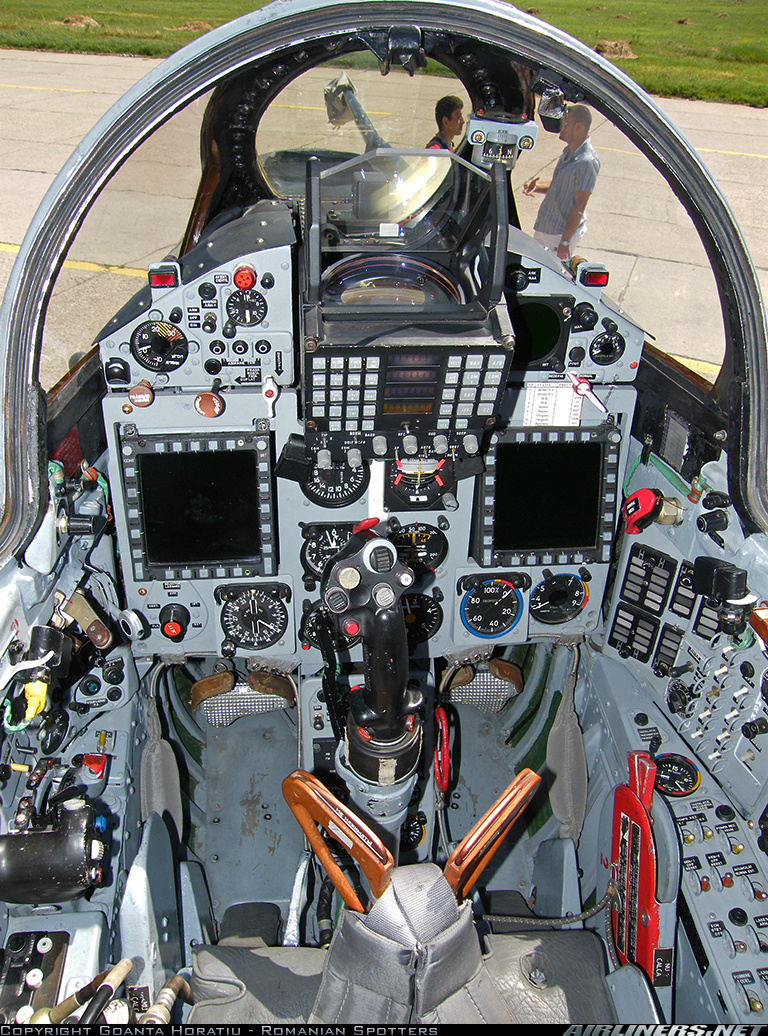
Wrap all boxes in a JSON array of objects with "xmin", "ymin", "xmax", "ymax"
[
  {"xmin": 149, "ymin": 270, "xmax": 178, "ymax": 288},
  {"xmin": 580, "ymin": 269, "xmax": 610, "ymax": 288}
]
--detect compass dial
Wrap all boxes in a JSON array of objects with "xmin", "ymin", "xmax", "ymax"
[
  {"xmin": 226, "ymin": 288, "xmax": 268, "ymax": 327},
  {"xmin": 460, "ymin": 579, "xmax": 523, "ymax": 639},
  {"xmin": 130, "ymin": 320, "xmax": 188, "ymax": 372},
  {"xmin": 529, "ymin": 573, "xmax": 588, "ymax": 625},
  {"xmin": 300, "ymin": 523, "xmax": 355, "ymax": 578},
  {"xmin": 653, "ymin": 753, "xmax": 701, "ymax": 797},
  {"xmin": 402, "ymin": 592, "xmax": 443, "ymax": 648},
  {"xmin": 300, "ymin": 461, "xmax": 369, "ymax": 508},
  {"xmin": 220, "ymin": 586, "xmax": 289, "ymax": 649},
  {"xmin": 389, "ymin": 523, "xmax": 448, "ymax": 574}
]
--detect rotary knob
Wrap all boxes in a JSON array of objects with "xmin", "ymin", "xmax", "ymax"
[{"xmin": 159, "ymin": 604, "xmax": 190, "ymax": 641}]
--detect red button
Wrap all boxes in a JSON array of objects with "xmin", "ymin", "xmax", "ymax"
[
  {"xmin": 163, "ymin": 621, "xmax": 182, "ymax": 638},
  {"xmin": 343, "ymin": 620, "xmax": 360, "ymax": 636},
  {"xmin": 233, "ymin": 265, "xmax": 256, "ymax": 290}
]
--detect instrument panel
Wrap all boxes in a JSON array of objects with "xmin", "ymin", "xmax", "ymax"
[{"xmin": 99, "ymin": 189, "xmax": 641, "ymax": 665}]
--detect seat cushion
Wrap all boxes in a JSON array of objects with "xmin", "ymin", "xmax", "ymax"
[
  {"xmin": 188, "ymin": 943, "xmax": 325, "ymax": 1022},
  {"xmin": 483, "ymin": 930, "xmax": 618, "ymax": 1023}
]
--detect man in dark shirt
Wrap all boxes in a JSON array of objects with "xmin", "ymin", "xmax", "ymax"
[
  {"xmin": 426, "ymin": 95, "xmax": 465, "ymax": 150},
  {"xmin": 523, "ymin": 104, "xmax": 600, "ymax": 262}
]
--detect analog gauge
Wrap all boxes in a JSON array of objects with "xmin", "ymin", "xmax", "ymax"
[
  {"xmin": 130, "ymin": 320, "xmax": 188, "ymax": 372},
  {"xmin": 460, "ymin": 579, "xmax": 523, "ymax": 639},
  {"xmin": 589, "ymin": 329, "xmax": 625, "ymax": 365},
  {"xmin": 226, "ymin": 288, "xmax": 268, "ymax": 327},
  {"xmin": 402, "ymin": 592, "xmax": 443, "ymax": 649},
  {"xmin": 529, "ymin": 573, "xmax": 588, "ymax": 625},
  {"xmin": 300, "ymin": 461, "xmax": 369, "ymax": 508},
  {"xmin": 300, "ymin": 523, "xmax": 355, "ymax": 578},
  {"xmin": 653, "ymin": 753, "xmax": 701, "ymax": 797},
  {"xmin": 299, "ymin": 602, "xmax": 360, "ymax": 650},
  {"xmin": 386, "ymin": 456, "xmax": 456, "ymax": 509},
  {"xmin": 390, "ymin": 523, "xmax": 448, "ymax": 574},
  {"xmin": 220, "ymin": 586, "xmax": 289, "ymax": 650}
]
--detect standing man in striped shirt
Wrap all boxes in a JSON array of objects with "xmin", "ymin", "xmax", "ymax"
[{"xmin": 523, "ymin": 104, "xmax": 600, "ymax": 263}]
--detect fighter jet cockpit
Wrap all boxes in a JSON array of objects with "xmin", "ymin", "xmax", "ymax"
[{"xmin": 0, "ymin": 0, "xmax": 766, "ymax": 1024}]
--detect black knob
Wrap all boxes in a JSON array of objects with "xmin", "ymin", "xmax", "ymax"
[
  {"xmin": 159, "ymin": 604, "xmax": 190, "ymax": 641},
  {"xmin": 728, "ymin": 907, "xmax": 749, "ymax": 927},
  {"xmin": 742, "ymin": 717, "xmax": 768, "ymax": 741},
  {"xmin": 697, "ymin": 509, "xmax": 729, "ymax": 533}
]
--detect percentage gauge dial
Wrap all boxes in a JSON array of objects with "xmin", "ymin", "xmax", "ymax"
[{"xmin": 460, "ymin": 578, "xmax": 523, "ymax": 639}]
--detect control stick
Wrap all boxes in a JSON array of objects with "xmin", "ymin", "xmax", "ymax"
[{"xmin": 320, "ymin": 519, "xmax": 423, "ymax": 849}]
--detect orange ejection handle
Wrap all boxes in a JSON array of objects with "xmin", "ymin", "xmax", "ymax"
[
  {"xmin": 282, "ymin": 769, "xmax": 394, "ymax": 912},
  {"xmin": 444, "ymin": 768, "xmax": 541, "ymax": 902}
]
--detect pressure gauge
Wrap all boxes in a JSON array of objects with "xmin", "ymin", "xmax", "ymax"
[
  {"xmin": 653, "ymin": 753, "xmax": 701, "ymax": 797},
  {"xmin": 226, "ymin": 288, "xmax": 268, "ymax": 326},
  {"xmin": 529, "ymin": 573, "xmax": 588, "ymax": 625},
  {"xmin": 130, "ymin": 320, "xmax": 188, "ymax": 372}
]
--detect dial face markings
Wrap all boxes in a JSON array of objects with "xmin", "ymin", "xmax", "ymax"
[
  {"xmin": 299, "ymin": 602, "xmax": 360, "ymax": 650},
  {"xmin": 130, "ymin": 320, "xmax": 188, "ymax": 372},
  {"xmin": 389, "ymin": 523, "xmax": 448, "ymax": 574},
  {"xmin": 300, "ymin": 524, "xmax": 355, "ymax": 577},
  {"xmin": 299, "ymin": 462, "xmax": 369, "ymax": 508},
  {"xmin": 653, "ymin": 753, "xmax": 701, "ymax": 797},
  {"xmin": 402, "ymin": 592, "xmax": 443, "ymax": 648},
  {"xmin": 529, "ymin": 573, "xmax": 588, "ymax": 625},
  {"xmin": 220, "ymin": 587, "xmax": 289, "ymax": 649},
  {"xmin": 226, "ymin": 288, "xmax": 268, "ymax": 326},
  {"xmin": 460, "ymin": 579, "xmax": 523, "ymax": 638}
]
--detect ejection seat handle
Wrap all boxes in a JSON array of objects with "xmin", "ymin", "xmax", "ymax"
[
  {"xmin": 282, "ymin": 769, "xmax": 394, "ymax": 913},
  {"xmin": 444, "ymin": 768, "xmax": 541, "ymax": 902}
]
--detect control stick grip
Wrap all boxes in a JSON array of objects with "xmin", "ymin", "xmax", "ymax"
[{"xmin": 352, "ymin": 605, "xmax": 410, "ymax": 737}]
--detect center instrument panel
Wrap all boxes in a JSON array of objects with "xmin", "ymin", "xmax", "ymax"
[{"xmin": 97, "ymin": 151, "xmax": 644, "ymax": 669}]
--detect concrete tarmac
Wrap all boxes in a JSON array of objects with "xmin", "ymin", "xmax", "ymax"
[{"xmin": 1, "ymin": 48, "xmax": 767, "ymax": 388}]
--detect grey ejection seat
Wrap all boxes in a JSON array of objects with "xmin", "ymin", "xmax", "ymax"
[{"xmin": 187, "ymin": 771, "xmax": 656, "ymax": 1023}]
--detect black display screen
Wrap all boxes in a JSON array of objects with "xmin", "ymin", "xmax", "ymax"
[
  {"xmin": 493, "ymin": 440, "xmax": 603, "ymax": 551},
  {"xmin": 382, "ymin": 351, "xmax": 440, "ymax": 415},
  {"xmin": 138, "ymin": 450, "xmax": 261, "ymax": 566}
]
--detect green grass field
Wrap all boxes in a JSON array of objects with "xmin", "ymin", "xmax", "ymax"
[{"xmin": 1, "ymin": 0, "xmax": 766, "ymax": 106}]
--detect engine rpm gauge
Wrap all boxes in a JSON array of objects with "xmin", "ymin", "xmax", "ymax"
[
  {"xmin": 653, "ymin": 753, "xmax": 701, "ymax": 797},
  {"xmin": 219, "ymin": 586, "xmax": 289, "ymax": 649},
  {"xmin": 300, "ymin": 461, "xmax": 369, "ymax": 508},
  {"xmin": 226, "ymin": 288, "xmax": 268, "ymax": 327},
  {"xmin": 130, "ymin": 320, "xmax": 189, "ymax": 372},
  {"xmin": 460, "ymin": 579, "xmax": 523, "ymax": 639},
  {"xmin": 529, "ymin": 573, "xmax": 588, "ymax": 625},
  {"xmin": 390, "ymin": 523, "xmax": 448, "ymax": 574}
]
